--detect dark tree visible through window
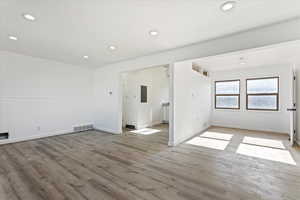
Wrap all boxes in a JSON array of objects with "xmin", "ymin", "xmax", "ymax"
[{"xmin": 215, "ymin": 80, "xmax": 240, "ymax": 109}]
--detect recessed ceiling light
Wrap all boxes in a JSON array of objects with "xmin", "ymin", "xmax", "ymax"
[
  {"xmin": 23, "ymin": 13, "xmax": 36, "ymax": 21},
  {"xmin": 149, "ymin": 30, "xmax": 159, "ymax": 36},
  {"xmin": 108, "ymin": 45, "xmax": 117, "ymax": 51},
  {"xmin": 220, "ymin": 1, "xmax": 236, "ymax": 12},
  {"xmin": 8, "ymin": 35, "xmax": 18, "ymax": 41},
  {"xmin": 83, "ymin": 55, "xmax": 89, "ymax": 59}
]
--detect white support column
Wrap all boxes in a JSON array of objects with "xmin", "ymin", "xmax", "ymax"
[{"xmin": 168, "ymin": 63, "xmax": 175, "ymax": 146}]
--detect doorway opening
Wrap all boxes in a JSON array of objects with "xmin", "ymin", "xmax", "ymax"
[{"xmin": 120, "ymin": 65, "xmax": 170, "ymax": 144}]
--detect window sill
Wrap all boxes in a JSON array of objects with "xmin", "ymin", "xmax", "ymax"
[
  {"xmin": 214, "ymin": 109, "xmax": 284, "ymax": 114},
  {"xmin": 214, "ymin": 108, "xmax": 240, "ymax": 112}
]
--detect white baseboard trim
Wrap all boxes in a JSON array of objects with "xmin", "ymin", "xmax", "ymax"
[
  {"xmin": 0, "ymin": 129, "xmax": 74, "ymax": 145},
  {"xmin": 136, "ymin": 121, "xmax": 163, "ymax": 130},
  {"xmin": 172, "ymin": 126, "xmax": 210, "ymax": 146},
  {"xmin": 0, "ymin": 126, "xmax": 121, "ymax": 145},
  {"xmin": 94, "ymin": 126, "xmax": 121, "ymax": 134},
  {"xmin": 151, "ymin": 121, "xmax": 162, "ymax": 126},
  {"xmin": 168, "ymin": 140, "xmax": 175, "ymax": 147},
  {"xmin": 210, "ymin": 123, "xmax": 288, "ymax": 135}
]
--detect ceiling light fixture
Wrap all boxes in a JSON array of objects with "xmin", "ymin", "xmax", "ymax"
[
  {"xmin": 23, "ymin": 13, "xmax": 36, "ymax": 21},
  {"xmin": 83, "ymin": 55, "xmax": 89, "ymax": 59},
  {"xmin": 8, "ymin": 35, "xmax": 18, "ymax": 41},
  {"xmin": 149, "ymin": 30, "xmax": 159, "ymax": 36},
  {"xmin": 108, "ymin": 45, "xmax": 117, "ymax": 51},
  {"xmin": 220, "ymin": 1, "xmax": 236, "ymax": 12}
]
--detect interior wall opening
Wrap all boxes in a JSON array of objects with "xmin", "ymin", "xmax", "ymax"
[
  {"xmin": 120, "ymin": 65, "xmax": 170, "ymax": 144},
  {"xmin": 171, "ymin": 40, "xmax": 300, "ymax": 167}
]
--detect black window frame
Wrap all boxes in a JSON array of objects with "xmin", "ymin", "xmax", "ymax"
[
  {"xmin": 246, "ymin": 77, "xmax": 279, "ymax": 111},
  {"xmin": 215, "ymin": 80, "xmax": 240, "ymax": 110}
]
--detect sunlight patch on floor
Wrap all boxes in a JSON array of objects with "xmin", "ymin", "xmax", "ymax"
[
  {"xmin": 242, "ymin": 137, "xmax": 285, "ymax": 149},
  {"xmin": 200, "ymin": 132, "xmax": 233, "ymax": 141},
  {"xmin": 186, "ymin": 137, "xmax": 229, "ymax": 150},
  {"xmin": 237, "ymin": 143, "xmax": 296, "ymax": 165},
  {"xmin": 130, "ymin": 128, "xmax": 161, "ymax": 135}
]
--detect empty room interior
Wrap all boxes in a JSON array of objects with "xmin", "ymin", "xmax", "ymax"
[{"xmin": 1, "ymin": 1, "xmax": 300, "ymax": 200}]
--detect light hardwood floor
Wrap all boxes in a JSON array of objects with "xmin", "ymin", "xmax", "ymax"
[{"xmin": 0, "ymin": 125, "xmax": 299, "ymax": 200}]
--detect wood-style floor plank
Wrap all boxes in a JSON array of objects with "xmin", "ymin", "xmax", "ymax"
[{"xmin": 0, "ymin": 124, "xmax": 299, "ymax": 200}]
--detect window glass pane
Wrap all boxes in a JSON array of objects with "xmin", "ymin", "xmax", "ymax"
[
  {"xmin": 247, "ymin": 78, "xmax": 278, "ymax": 94},
  {"xmin": 216, "ymin": 96, "xmax": 239, "ymax": 109},
  {"xmin": 216, "ymin": 81, "xmax": 239, "ymax": 94},
  {"xmin": 248, "ymin": 95, "xmax": 277, "ymax": 110}
]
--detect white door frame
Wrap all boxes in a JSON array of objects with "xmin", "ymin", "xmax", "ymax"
[{"xmin": 288, "ymin": 65, "xmax": 297, "ymax": 145}]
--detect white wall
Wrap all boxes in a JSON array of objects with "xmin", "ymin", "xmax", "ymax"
[
  {"xmin": 122, "ymin": 66, "xmax": 169, "ymax": 129},
  {"xmin": 93, "ymin": 18, "xmax": 300, "ymax": 137},
  {"xmin": 172, "ymin": 61, "xmax": 211, "ymax": 146},
  {"xmin": 122, "ymin": 73, "xmax": 137, "ymax": 128},
  {"xmin": 0, "ymin": 51, "xmax": 94, "ymax": 144},
  {"xmin": 211, "ymin": 65, "xmax": 293, "ymax": 134},
  {"xmin": 151, "ymin": 67, "xmax": 169, "ymax": 125}
]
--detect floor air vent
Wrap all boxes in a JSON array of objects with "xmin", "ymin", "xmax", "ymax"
[
  {"xmin": 0, "ymin": 132, "xmax": 9, "ymax": 140},
  {"xmin": 73, "ymin": 124, "xmax": 93, "ymax": 132}
]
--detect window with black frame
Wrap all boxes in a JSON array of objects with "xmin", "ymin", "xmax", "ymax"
[
  {"xmin": 215, "ymin": 80, "xmax": 240, "ymax": 109},
  {"xmin": 246, "ymin": 77, "xmax": 279, "ymax": 111}
]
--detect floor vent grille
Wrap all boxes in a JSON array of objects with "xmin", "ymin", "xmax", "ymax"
[{"xmin": 73, "ymin": 124, "xmax": 93, "ymax": 132}]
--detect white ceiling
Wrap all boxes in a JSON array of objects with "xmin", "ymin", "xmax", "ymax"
[
  {"xmin": 193, "ymin": 40, "xmax": 300, "ymax": 71},
  {"xmin": 1, "ymin": 0, "xmax": 300, "ymax": 68}
]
